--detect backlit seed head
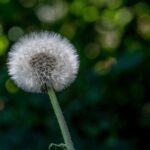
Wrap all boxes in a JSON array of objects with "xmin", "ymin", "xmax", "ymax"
[
  {"xmin": 29, "ymin": 52, "xmax": 56, "ymax": 82},
  {"xmin": 7, "ymin": 31, "xmax": 79, "ymax": 93}
]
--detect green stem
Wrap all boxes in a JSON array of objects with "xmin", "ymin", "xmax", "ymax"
[{"xmin": 48, "ymin": 88, "xmax": 75, "ymax": 150}]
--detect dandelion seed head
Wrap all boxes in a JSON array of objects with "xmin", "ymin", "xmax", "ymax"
[
  {"xmin": 29, "ymin": 52, "xmax": 56, "ymax": 83},
  {"xmin": 7, "ymin": 31, "xmax": 79, "ymax": 93}
]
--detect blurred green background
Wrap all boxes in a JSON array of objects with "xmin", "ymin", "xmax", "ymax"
[{"xmin": 0, "ymin": 0, "xmax": 150, "ymax": 150}]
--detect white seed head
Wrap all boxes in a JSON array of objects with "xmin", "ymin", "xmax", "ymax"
[{"xmin": 7, "ymin": 31, "xmax": 79, "ymax": 93}]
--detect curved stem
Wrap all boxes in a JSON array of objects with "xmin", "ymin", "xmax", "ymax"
[{"xmin": 48, "ymin": 88, "xmax": 75, "ymax": 150}]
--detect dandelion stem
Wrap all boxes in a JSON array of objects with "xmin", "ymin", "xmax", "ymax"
[{"xmin": 48, "ymin": 87, "xmax": 75, "ymax": 150}]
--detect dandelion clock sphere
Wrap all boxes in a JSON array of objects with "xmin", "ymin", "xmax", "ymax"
[
  {"xmin": 7, "ymin": 31, "xmax": 79, "ymax": 93},
  {"xmin": 7, "ymin": 31, "xmax": 78, "ymax": 150}
]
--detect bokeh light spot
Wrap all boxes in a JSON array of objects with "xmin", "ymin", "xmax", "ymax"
[
  {"xmin": 84, "ymin": 43, "xmax": 100, "ymax": 59},
  {"xmin": 137, "ymin": 14, "xmax": 150, "ymax": 40},
  {"xmin": 5, "ymin": 79, "xmax": 19, "ymax": 93},
  {"xmin": 0, "ymin": 35, "xmax": 9, "ymax": 56},
  {"xmin": 94, "ymin": 57, "xmax": 117, "ymax": 75},
  {"xmin": 99, "ymin": 30, "xmax": 121, "ymax": 50},
  {"xmin": 70, "ymin": 1, "xmax": 85, "ymax": 16},
  {"xmin": 19, "ymin": 0, "xmax": 36, "ymax": 8},
  {"xmin": 36, "ymin": 2, "xmax": 68, "ymax": 23},
  {"xmin": 142, "ymin": 103, "xmax": 150, "ymax": 114},
  {"xmin": 82, "ymin": 6, "xmax": 99, "ymax": 22},
  {"xmin": 59, "ymin": 23, "xmax": 76, "ymax": 39},
  {"xmin": 114, "ymin": 7, "xmax": 133, "ymax": 26},
  {"xmin": 8, "ymin": 26, "xmax": 24, "ymax": 41},
  {"xmin": 107, "ymin": 0, "xmax": 123, "ymax": 9},
  {"xmin": 0, "ymin": 100, "xmax": 5, "ymax": 111},
  {"xmin": 89, "ymin": 0, "xmax": 122, "ymax": 9}
]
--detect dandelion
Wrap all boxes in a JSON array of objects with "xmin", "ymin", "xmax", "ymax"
[
  {"xmin": 8, "ymin": 31, "xmax": 79, "ymax": 93},
  {"xmin": 7, "ymin": 31, "xmax": 79, "ymax": 150}
]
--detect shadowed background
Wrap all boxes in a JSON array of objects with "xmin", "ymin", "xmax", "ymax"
[{"xmin": 0, "ymin": 0, "xmax": 150, "ymax": 150}]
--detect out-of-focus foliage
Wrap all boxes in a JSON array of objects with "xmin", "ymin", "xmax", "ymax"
[{"xmin": 0, "ymin": 0, "xmax": 150, "ymax": 150}]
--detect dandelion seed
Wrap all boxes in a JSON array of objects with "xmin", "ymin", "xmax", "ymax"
[{"xmin": 7, "ymin": 31, "xmax": 79, "ymax": 93}]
